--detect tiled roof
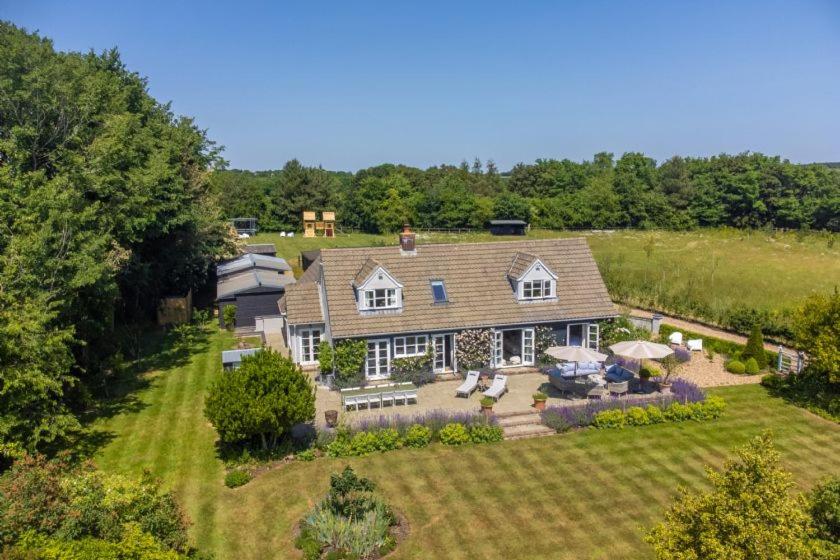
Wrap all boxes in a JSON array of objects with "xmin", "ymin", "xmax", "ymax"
[
  {"xmin": 352, "ymin": 258, "xmax": 382, "ymax": 288},
  {"xmin": 507, "ymin": 252, "xmax": 539, "ymax": 280},
  {"xmin": 216, "ymin": 254, "xmax": 291, "ymax": 277},
  {"xmin": 280, "ymin": 255, "xmax": 324, "ymax": 324},
  {"xmin": 216, "ymin": 269, "xmax": 295, "ymax": 299},
  {"xmin": 311, "ymin": 238, "xmax": 616, "ymax": 338}
]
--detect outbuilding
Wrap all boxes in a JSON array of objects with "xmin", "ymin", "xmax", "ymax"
[
  {"xmin": 217, "ymin": 270, "xmax": 295, "ymax": 328},
  {"xmin": 221, "ymin": 348, "xmax": 262, "ymax": 370},
  {"xmin": 488, "ymin": 219, "xmax": 528, "ymax": 235}
]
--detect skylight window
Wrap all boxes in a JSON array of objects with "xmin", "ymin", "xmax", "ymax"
[{"xmin": 430, "ymin": 280, "xmax": 448, "ymax": 303}]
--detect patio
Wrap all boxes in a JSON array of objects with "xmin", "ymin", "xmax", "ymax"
[{"xmin": 310, "ymin": 342, "xmax": 747, "ymax": 429}]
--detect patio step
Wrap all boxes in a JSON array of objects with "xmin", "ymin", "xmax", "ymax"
[
  {"xmin": 496, "ymin": 412, "xmax": 542, "ymax": 428},
  {"xmin": 502, "ymin": 424, "xmax": 555, "ymax": 440}
]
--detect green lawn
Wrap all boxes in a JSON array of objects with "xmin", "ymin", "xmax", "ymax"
[
  {"xmin": 92, "ymin": 327, "xmax": 840, "ymax": 559},
  {"xmin": 251, "ymin": 228, "xmax": 840, "ymax": 335}
]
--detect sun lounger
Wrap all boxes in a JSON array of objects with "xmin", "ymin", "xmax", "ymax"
[
  {"xmin": 455, "ymin": 370, "xmax": 480, "ymax": 398},
  {"xmin": 482, "ymin": 374, "xmax": 508, "ymax": 401},
  {"xmin": 668, "ymin": 332, "xmax": 683, "ymax": 345},
  {"xmin": 686, "ymin": 339, "xmax": 703, "ymax": 351}
]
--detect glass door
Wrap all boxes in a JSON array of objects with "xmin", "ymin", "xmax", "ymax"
[
  {"xmin": 491, "ymin": 330, "xmax": 503, "ymax": 368},
  {"xmin": 522, "ymin": 328, "xmax": 535, "ymax": 365},
  {"xmin": 433, "ymin": 335, "xmax": 446, "ymax": 373},
  {"xmin": 587, "ymin": 323, "xmax": 599, "ymax": 350},
  {"xmin": 299, "ymin": 328, "xmax": 321, "ymax": 364},
  {"xmin": 365, "ymin": 339, "xmax": 389, "ymax": 379}
]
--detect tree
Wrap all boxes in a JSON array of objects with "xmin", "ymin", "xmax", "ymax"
[
  {"xmin": 0, "ymin": 454, "xmax": 188, "ymax": 553},
  {"xmin": 645, "ymin": 432, "xmax": 816, "ymax": 560},
  {"xmin": 492, "ymin": 191, "xmax": 531, "ymax": 223},
  {"xmin": 792, "ymin": 290, "xmax": 840, "ymax": 384},
  {"xmin": 808, "ymin": 476, "xmax": 840, "ymax": 545},
  {"xmin": 204, "ymin": 350, "xmax": 315, "ymax": 449},
  {"xmin": 222, "ymin": 305, "xmax": 237, "ymax": 330},
  {"xmin": 742, "ymin": 324, "xmax": 768, "ymax": 369}
]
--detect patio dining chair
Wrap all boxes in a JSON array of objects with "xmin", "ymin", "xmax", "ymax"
[
  {"xmin": 343, "ymin": 395, "xmax": 360, "ymax": 411},
  {"xmin": 380, "ymin": 391, "xmax": 396, "ymax": 407}
]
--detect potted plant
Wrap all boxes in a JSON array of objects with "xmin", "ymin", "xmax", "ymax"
[
  {"xmin": 480, "ymin": 396, "xmax": 495, "ymax": 416},
  {"xmin": 532, "ymin": 391, "xmax": 548, "ymax": 411},
  {"xmin": 657, "ymin": 356, "xmax": 678, "ymax": 393},
  {"xmin": 324, "ymin": 409, "xmax": 338, "ymax": 428},
  {"xmin": 638, "ymin": 367, "xmax": 652, "ymax": 389}
]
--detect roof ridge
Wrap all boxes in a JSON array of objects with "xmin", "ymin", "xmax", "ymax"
[{"xmin": 320, "ymin": 237, "xmax": 586, "ymax": 254}]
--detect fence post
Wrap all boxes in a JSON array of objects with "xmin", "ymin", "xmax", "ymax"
[
  {"xmin": 796, "ymin": 352, "xmax": 803, "ymax": 374},
  {"xmin": 777, "ymin": 346, "xmax": 783, "ymax": 372}
]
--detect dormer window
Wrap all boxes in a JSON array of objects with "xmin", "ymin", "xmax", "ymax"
[
  {"xmin": 508, "ymin": 252, "xmax": 557, "ymax": 302},
  {"xmin": 523, "ymin": 279, "xmax": 552, "ymax": 299},
  {"xmin": 365, "ymin": 288, "xmax": 397, "ymax": 309},
  {"xmin": 354, "ymin": 258, "xmax": 404, "ymax": 312}
]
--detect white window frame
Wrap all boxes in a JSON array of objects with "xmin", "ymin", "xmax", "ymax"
[
  {"xmin": 365, "ymin": 339, "xmax": 390, "ymax": 380},
  {"xmin": 522, "ymin": 279, "xmax": 553, "ymax": 300},
  {"xmin": 299, "ymin": 328, "xmax": 321, "ymax": 364},
  {"xmin": 364, "ymin": 288, "xmax": 398, "ymax": 309},
  {"xmin": 394, "ymin": 335, "xmax": 428, "ymax": 358}
]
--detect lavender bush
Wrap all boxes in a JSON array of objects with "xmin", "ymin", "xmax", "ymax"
[
  {"xmin": 540, "ymin": 381, "xmax": 705, "ymax": 432},
  {"xmin": 674, "ymin": 347, "xmax": 692, "ymax": 363}
]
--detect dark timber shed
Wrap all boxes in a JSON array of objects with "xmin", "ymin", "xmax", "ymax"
[{"xmin": 488, "ymin": 220, "xmax": 528, "ymax": 235}]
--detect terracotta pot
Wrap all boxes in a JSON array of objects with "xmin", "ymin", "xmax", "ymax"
[
  {"xmin": 533, "ymin": 398, "xmax": 547, "ymax": 411},
  {"xmin": 659, "ymin": 382, "xmax": 671, "ymax": 395},
  {"xmin": 324, "ymin": 410, "xmax": 338, "ymax": 428},
  {"xmin": 481, "ymin": 403, "xmax": 494, "ymax": 417}
]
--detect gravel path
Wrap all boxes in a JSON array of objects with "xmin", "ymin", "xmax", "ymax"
[{"xmin": 675, "ymin": 353, "xmax": 763, "ymax": 387}]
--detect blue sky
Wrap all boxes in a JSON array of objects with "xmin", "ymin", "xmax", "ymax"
[{"xmin": 3, "ymin": 1, "xmax": 839, "ymax": 171}]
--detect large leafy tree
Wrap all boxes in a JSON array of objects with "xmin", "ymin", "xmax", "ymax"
[
  {"xmin": 792, "ymin": 290, "xmax": 840, "ymax": 384},
  {"xmin": 204, "ymin": 350, "xmax": 315, "ymax": 449},
  {"xmin": 0, "ymin": 22, "xmax": 232, "ymax": 454},
  {"xmin": 645, "ymin": 433, "xmax": 817, "ymax": 560}
]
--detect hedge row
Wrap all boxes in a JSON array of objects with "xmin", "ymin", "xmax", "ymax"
[
  {"xmin": 325, "ymin": 422, "xmax": 503, "ymax": 457},
  {"xmin": 592, "ymin": 396, "xmax": 726, "ymax": 429}
]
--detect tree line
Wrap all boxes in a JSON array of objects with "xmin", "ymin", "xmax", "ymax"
[
  {"xmin": 212, "ymin": 152, "xmax": 840, "ymax": 233},
  {"xmin": 0, "ymin": 22, "xmax": 233, "ymax": 458}
]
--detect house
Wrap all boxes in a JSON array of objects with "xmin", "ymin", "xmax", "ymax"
[
  {"xmin": 244, "ymin": 243, "xmax": 277, "ymax": 257},
  {"xmin": 488, "ymin": 219, "xmax": 528, "ymax": 235},
  {"xmin": 222, "ymin": 348, "xmax": 262, "ymax": 370},
  {"xmin": 216, "ymin": 254, "xmax": 296, "ymax": 328},
  {"xmin": 278, "ymin": 228, "xmax": 617, "ymax": 379}
]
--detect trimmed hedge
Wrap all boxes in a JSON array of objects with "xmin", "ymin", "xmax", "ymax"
[
  {"xmin": 726, "ymin": 360, "xmax": 746, "ymax": 374},
  {"xmin": 592, "ymin": 397, "xmax": 725, "ymax": 429},
  {"xmin": 744, "ymin": 357, "xmax": 760, "ymax": 375},
  {"xmin": 439, "ymin": 423, "xmax": 470, "ymax": 445}
]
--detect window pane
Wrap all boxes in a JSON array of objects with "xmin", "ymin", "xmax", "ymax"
[{"xmin": 431, "ymin": 281, "xmax": 447, "ymax": 302}]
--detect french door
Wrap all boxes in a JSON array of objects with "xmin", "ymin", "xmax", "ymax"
[
  {"xmin": 299, "ymin": 328, "xmax": 321, "ymax": 364},
  {"xmin": 366, "ymin": 339, "xmax": 390, "ymax": 379},
  {"xmin": 432, "ymin": 334, "xmax": 454, "ymax": 373},
  {"xmin": 587, "ymin": 323, "xmax": 600, "ymax": 350},
  {"xmin": 522, "ymin": 328, "xmax": 535, "ymax": 365},
  {"xmin": 491, "ymin": 330, "xmax": 503, "ymax": 368}
]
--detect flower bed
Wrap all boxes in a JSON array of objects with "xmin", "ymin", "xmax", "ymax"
[
  {"xmin": 540, "ymin": 379, "xmax": 722, "ymax": 433},
  {"xmin": 315, "ymin": 410, "xmax": 502, "ymax": 458}
]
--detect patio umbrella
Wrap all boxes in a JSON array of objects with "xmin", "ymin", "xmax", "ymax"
[
  {"xmin": 608, "ymin": 340, "xmax": 674, "ymax": 360},
  {"xmin": 545, "ymin": 346, "xmax": 608, "ymax": 362}
]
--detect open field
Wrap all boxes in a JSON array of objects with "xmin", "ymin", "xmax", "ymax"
[
  {"xmin": 92, "ymin": 327, "xmax": 840, "ymax": 559},
  {"xmin": 250, "ymin": 228, "xmax": 840, "ymax": 336}
]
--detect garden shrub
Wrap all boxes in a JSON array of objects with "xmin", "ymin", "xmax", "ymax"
[
  {"xmin": 744, "ymin": 357, "xmax": 760, "ymax": 375},
  {"xmin": 541, "ymin": 407, "xmax": 574, "ymax": 433},
  {"xmin": 664, "ymin": 402, "xmax": 692, "ymax": 421},
  {"xmin": 317, "ymin": 341, "xmax": 333, "ymax": 374},
  {"xmin": 646, "ymin": 405, "xmax": 665, "ymax": 424},
  {"xmin": 224, "ymin": 469, "xmax": 252, "ymax": 488},
  {"xmin": 439, "ymin": 423, "xmax": 470, "ymax": 445},
  {"xmin": 700, "ymin": 396, "xmax": 726, "ymax": 419},
  {"xmin": 403, "ymin": 424, "xmax": 431, "ymax": 448},
  {"xmin": 454, "ymin": 329, "xmax": 492, "ymax": 370},
  {"xmin": 761, "ymin": 373, "xmax": 785, "ymax": 390},
  {"xmin": 297, "ymin": 449, "xmax": 316, "ymax": 462},
  {"xmin": 742, "ymin": 324, "xmax": 769, "ymax": 369},
  {"xmin": 222, "ymin": 304, "xmax": 236, "ymax": 329},
  {"xmin": 333, "ymin": 340, "xmax": 367, "ymax": 386},
  {"xmin": 639, "ymin": 365, "xmax": 660, "ymax": 379},
  {"xmin": 593, "ymin": 409, "xmax": 626, "ymax": 429},
  {"xmin": 296, "ymin": 467, "xmax": 397, "ymax": 559},
  {"xmin": 469, "ymin": 424, "xmax": 503, "ymax": 444},
  {"xmin": 625, "ymin": 406, "xmax": 650, "ymax": 426},
  {"xmin": 726, "ymin": 360, "xmax": 746, "ymax": 374},
  {"xmin": 391, "ymin": 351, "xmax": 435, "ymax": 386},
  {"xmin": 808, "ymin": 476, "xmax": 840, "ymax": 544}
]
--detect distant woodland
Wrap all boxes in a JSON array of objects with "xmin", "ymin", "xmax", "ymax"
[{"xmin": 211, "ymin": 154, "xmax": 840, "ymax": 233}]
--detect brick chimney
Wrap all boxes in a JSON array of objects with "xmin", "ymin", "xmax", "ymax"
[{"xmin": 399, "ymin": 224, "xmax": 416, "ymax": 255}]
